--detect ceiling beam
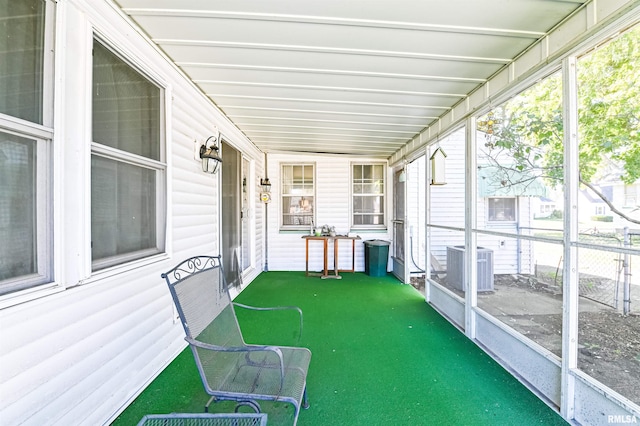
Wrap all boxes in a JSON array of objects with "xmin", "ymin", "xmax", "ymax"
[
  {"xmin": 180, "ymin": 62, "xmax": 486, "ymax": 84},
  {"xmin": 123, "ymin": 8, "xmax": 546, "ymax": 39},
  {"xmin": 159, "ymin": 39, "xmax": 511, "ymax": 64}
]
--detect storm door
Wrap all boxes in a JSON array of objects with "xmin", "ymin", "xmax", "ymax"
[
  {"xmin": 221, "ymin": 141, "xmax": 242, "ymax": 288},
  {"xmin": 392, "ymin": 168, "xmax": 410, "ymax": 283}
]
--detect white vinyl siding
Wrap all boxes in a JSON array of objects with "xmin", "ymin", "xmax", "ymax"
[
  {"xmin": 0, "ymin": 2, "xmax": 262, "ymax": 425},
  {"xmin": 267, "ymin": 153, "xmax": 390, "ymax": 272},
  {"xmin": 429, "ymin": 129, "xmax": 534, "ymax": 275}
]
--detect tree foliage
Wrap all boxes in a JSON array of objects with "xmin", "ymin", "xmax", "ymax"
[{"xmin": 480, "ymin": 25, "xmax": 640, "ymax": 221}]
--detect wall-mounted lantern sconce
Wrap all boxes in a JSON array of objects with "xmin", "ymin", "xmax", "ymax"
[
  {"xmin": 430, "ymin": 146, "xmax": 447, "ymax": 185},
  {"xmin": 398, "ymin": 158, "xmax": 407, "ymax": 183},
  {"xmin": 260, "ymin": 178, "xmax": 272, "ymax": 203},
  {"xmin": 398, "ymin": 168, "xmax": 407, "ymax": 183},
  {"xmin": 199, "ymin": 135, "xmax": 222, "ymax": 174},
  {"xmin": 260, "ymin": 178, "xmax": 271, "ymax": 193}
]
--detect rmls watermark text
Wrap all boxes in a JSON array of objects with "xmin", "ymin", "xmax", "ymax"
[{"xmin": 608, "ymin": 415, "xmax": 638, "ymax": 424}]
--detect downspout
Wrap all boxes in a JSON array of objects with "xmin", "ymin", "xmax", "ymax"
[{"xmin": 263, "ymin": 152, "xmax": 269, "ymax": 272}]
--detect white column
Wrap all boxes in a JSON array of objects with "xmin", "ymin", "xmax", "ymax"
[
  {"xmin": 465, "ymin": 118, "xmax": 478, "ymax": 338},
  {"xmin": 561, "ymin": 55, "xmax": 580, "ymax": 420}
]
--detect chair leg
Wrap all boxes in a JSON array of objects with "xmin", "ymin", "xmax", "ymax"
[
  {"xmin": 302, "ymin": 388, "xmax": 310, "ymax": 409},
  {"xmin": 235, "ymin": 400, "xmax": 261, "ymax": 413},
  {"xmin": 204, "ymin": 396, "xmax": 217, "ymax": 412}
]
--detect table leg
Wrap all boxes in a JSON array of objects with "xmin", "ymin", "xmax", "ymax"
[
  {"xmin": 305, "ymin": 238, "xmax": 310, "ymax": 277},
  {"xmin": 321, "ymin": 237, "xmax": 342, "ymax": 279},
  {"xmin": 323, "ymin": 238, "xmax": 328, "ymax": 277},
  {"xmin": 333, "ymin": 238, "xmax": 339, "ymax": 277},
  {"xmin": 351, "ymin": 239, "xmax": 355, "ymax": 272}
]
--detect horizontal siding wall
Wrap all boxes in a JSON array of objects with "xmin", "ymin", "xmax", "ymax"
[
  {"xmin": 428, "ymin": 128, "xmax": 536, "ymax": 275},
  {"xmin": 0, "ymin": 1, "xmax": 264, "ymax": 425},
  {"xmin": 266, "ymin": 153, "xmax": 391, "ymax": 272},
  {"xmin": 429, "ymin": 130, "xmax": 466, "ymax": 266},
  {"xmin": 0, "ymin": 265, "xmax": 183, "ymax": 426}
]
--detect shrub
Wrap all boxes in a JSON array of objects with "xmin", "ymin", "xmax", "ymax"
[{"xmin": 591, "ymin": 215, "xmax": 613, "ymax": 222}]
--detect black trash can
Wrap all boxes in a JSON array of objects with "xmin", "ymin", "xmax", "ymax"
[{"xmin": 364, "ymin": 239, "xmax": 390, "ymax": 277}]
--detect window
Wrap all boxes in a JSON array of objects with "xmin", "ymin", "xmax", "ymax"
[
  {"xmin": 281, "ymin": 164, "xmax": 314, "ymax": 229},
  {"xmin": 0, "ymin": 0, "xmax": 51, "ymax": 296},
  {"xmin": 623, "ymin": 185, "xmax": 638, "ymax": 207},
  {"xmin": 0, "ymin": 0, "xmax": 45, "ymax": 123},
  {"xmin": 488, "ymin": 198, "xmax": 516, "ymax": 222},
  {"xmin": 352, "ymin": 164, "xmax": 385, "ymax": 228},
  {"xmin": 91, "ymin": 39, "xmax": 165, "ymax": 270}
]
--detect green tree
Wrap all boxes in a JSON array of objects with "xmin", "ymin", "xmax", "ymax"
[{"xmin": 480, "ymin": 25, "xmax": 640, "ymax": 223}]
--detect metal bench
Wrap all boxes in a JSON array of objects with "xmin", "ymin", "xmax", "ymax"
[{"xmin": 137, "ymin": 413, "xmax": 267, "ymax": 426}]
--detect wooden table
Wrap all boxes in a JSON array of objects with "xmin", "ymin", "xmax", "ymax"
[{"xmin": 302, "ymin": 235, "xmax": 360, "ymax": 279}]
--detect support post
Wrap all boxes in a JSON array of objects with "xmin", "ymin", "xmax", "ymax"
[
  {"xmin": 465, "ymin": 116, "xmax": 478, "ymax": 338},
  {"xmin": 561, "ymin": 55, "xmax": 579, "ymax": 420}
]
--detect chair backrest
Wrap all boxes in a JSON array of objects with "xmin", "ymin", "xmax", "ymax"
[{"xmin": 161, "ymin": 256, "xmax": 243, "ymax": 346}]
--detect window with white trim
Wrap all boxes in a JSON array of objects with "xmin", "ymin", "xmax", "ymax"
[
  {"xmin": 488, "ymin": 197, "xmax": 516, "ymax": 222},
  {"xmin": 352, "ymin": 163, "xmax": 385, "ymax": 228},
  {"xmin": 0, "ymin": 0, "xmax": 52, "ymax": 296},
  {"xmin": 281, "ymin": 164, "xmax": 314, "ymax": 229},
  {"xmin": 91, "ymin": 38, "xmax": 166, "ymax": 270}
]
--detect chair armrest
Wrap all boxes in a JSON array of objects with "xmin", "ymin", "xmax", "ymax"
[
  {"xmin": 233, "ymin": 303, "xmax": 304, "ymax": 341},
  {"xmin": 185, "ymin": 337, "xmax": 286, "ymax": 391}
]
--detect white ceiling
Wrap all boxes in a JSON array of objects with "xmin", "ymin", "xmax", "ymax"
[{"xmin": 116, "ymin": 0, "xmax": 587, "ymax": 158}]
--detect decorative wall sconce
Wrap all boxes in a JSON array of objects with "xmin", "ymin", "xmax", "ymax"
[
  {"xmin": 398, "ymin": 168, "xmax": 407, "ymax": 183},
  {"xmin": 398, "ymin": 158, "xmax": 407, "ymax": 183},
  {"xmin": 260, "ymin": 178, "xmax": 271, "ymax": 193},
  {"xmin": 260, "ymin": 178, "xmax": 272, "ymax": 203},
  {"xmin": 199, "ymin": 135, "xmax": 222, "ymax": 174}
]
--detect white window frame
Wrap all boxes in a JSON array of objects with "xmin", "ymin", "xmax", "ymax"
[
  {"xmin": 351, "ymin": 162, "xmax": 386, "ymax": 230},
  {"xmin": 280, "ymin": 163, "xmax": 315, "ymax": 231},
  {"xmin": 0, "ymin": 0, "xmax": 55, "ymax": 300},
  {"xmin": 487, "ymin": 197, "xmax": 517, "ymax": 222},
  {"xmin": 90, "ymin": 36, "xmax": 167, "ymax": 272}
]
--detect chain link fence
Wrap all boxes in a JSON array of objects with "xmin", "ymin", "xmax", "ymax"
[
  {"xmin": 575, "ymin": 233, "xmax": 624, "ymax": 310},
  {"xmin": 526, "ymin": 227, "xmax": 637, "ymax": 314}
]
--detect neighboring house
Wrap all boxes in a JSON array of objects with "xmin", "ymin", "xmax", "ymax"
[
  {"xmin": 411, "ymin": 129, "xmax": 547, "ymax": 277},
  {"xmin": 608, "ymin": 182, "xmax": 640, "ymax": 230},
  {"xmin": 532, "ymin": 197, "xmax": 558, "ymax": 219},
  {"xmin": 577, "ymin": 180, "xmax": 640, "ymax": 231},
  {"xmin": 578, "ymin": 185, "xmax": 613, "ymax": 224}
]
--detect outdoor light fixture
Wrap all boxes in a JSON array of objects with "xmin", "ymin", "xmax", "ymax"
[
  {"xmin": 199, "ymin": 135, "xmax": 222, "ymax": 174},
  {"xmin": 398, "ymin": 158, "xmax": 407, "ymax": 183},
  {"xmin": 260, "ymin": 178, "xmax": 272, "ymax": 203},
  {"xmin": 260, "ymin": 178, "xmax": 271, "ymax": 193}
]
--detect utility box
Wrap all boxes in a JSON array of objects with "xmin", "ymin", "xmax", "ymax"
[
  {"xmin": 364, "ymin": 240, "xmax": 390, "ymax": 277},
  {"xmin": 446, "ymin": 246, "xmax": 494, "ymax": 292}
]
